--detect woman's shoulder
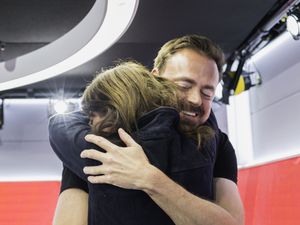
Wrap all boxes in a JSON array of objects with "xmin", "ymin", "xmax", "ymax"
[{"xmin": 136, "ymin": 106, "xmax": 180, "ymax": 140}]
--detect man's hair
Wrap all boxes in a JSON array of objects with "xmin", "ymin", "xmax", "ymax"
[
  {"xmin": 154, "ymin": 34, "xmax": 225, "ymax": 81},
  {"xmin": 81, "ymin": 61, "xmax": 180, "ymax": 136}
]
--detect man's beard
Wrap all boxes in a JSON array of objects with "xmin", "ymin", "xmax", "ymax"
[
  {"xmin": 179, "ymin": 102, "xmax": 205, "ymax": 132},
  {"xmin": 181, "ymin": 103, "xmax": 204, "ymax": 118},
  {"xmin": 178, "ymin": 103, "xmax": 215, "ymax": 147}
]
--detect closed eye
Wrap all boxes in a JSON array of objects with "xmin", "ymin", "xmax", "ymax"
[
  {"xmin": 175, "ymin": 81, "xmax": 192, "ymax": 90},
  {"xmin": 201, "ymin": 89, "xmax": 214, "ymax": 100}
]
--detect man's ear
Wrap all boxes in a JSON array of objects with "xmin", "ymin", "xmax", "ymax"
[{"xmin": 151, "ymin": 68, "xmax": 159, "ymax": 76}]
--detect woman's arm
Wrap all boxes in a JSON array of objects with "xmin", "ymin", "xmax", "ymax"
[{"xmin": 49, "ymin": 111, "xmax": 91, "ymax": 180}]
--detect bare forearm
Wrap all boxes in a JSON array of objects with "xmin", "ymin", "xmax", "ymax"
[
  {"xmin": 142, "ymin": 166, "xmax": 240, "ymax": 225},
  {"xmin": 52, "ymin": 189, "xmax": 88, "ymax": 225}
]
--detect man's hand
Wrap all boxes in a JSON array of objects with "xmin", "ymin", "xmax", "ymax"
[{"xmin": 81, "ymin": 128, "xmax": 155, "ymax": 190}]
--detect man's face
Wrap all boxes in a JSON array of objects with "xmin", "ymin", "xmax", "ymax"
[{"xmin": 154, "ymin": 49, "xmax": 219, "ymax": 131}]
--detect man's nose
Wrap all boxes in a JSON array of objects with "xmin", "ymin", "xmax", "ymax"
[{"xmin": 187, "ymin": 90, "xmax": 202, "ymax": 106}]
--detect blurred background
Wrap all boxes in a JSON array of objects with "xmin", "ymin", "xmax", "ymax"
[{"xmin": 1, "ymin": 0, "xmax": 300, "ymax": 224}]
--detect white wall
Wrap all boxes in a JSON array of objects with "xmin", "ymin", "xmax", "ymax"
[
  {"xmin": 227, "ymin": 31, "xmax": 300, "ymax": 167},
  {"xmin": 0, "ymin": 99, "xmax": 62, "ymax": 181},
  {"xmin": 212, "ymin": 101, "xmax": 228, "ymax": 134},
  {"xmin": 227, "ymin": 91, "xmax": 254, "ymax": 166},
  {"xmin": 249, "ymin": 32, "xmax": 300, "ymax": 162}
]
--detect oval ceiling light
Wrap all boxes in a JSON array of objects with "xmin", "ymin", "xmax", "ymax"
[
  {"xmin": 0, "ymin": 0, "xmax": 139, "ymax": 91},
  {"xmin": 287, "ymin": 12, "xmax": 300, "ymax": 40}
]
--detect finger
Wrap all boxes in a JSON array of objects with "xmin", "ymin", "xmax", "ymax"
[
  {"xmin": 80, "ymin": 149, "xmax": 107, "ymax": 162},
  {"xmin": 83, "ymin": 165, "xmax": 106, "ymax": 175},
  {"xmin": 85, "ymin": 134, "xmax": 117, "ymax": 152},
  {"xmin": 118, "ymin": 128, "xmax": 139, "ymax": 147},
  {"xmin": 87, "ymin": 175, "xmax": 111, "ymax": 184}
]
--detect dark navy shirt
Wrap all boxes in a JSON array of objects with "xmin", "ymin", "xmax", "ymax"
[{"xmin": 49, "ymin": 107, "xmax": 237, "ymax": 225}]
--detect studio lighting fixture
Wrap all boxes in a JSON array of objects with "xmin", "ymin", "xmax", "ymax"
[
  {"xmin": 287, "ymin": 7, "xmax": 300, "ymax": 40},
  {"xmin": 48, "ymin": 98, "xmax": 81, "ymax": 116},
  {"xmin": 53, "ymin": 101, "xmax": 69, "ymax": 114}
]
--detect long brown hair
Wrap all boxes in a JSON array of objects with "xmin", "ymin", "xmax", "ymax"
[{"xmin": 82, "ymin": 61, "xmax": 180, "ymax": 136}]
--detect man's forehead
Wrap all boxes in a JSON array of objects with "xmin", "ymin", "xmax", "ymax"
[
  {"xmin": 166, "ymin": 50, "xmax": 217, "ymax": 71},
  {"xmin": 162, "ymin": 64, "xmax": 219, "ymax": 83}
]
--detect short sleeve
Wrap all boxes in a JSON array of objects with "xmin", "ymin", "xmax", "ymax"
[
  {"xmin": 213, "ymin": 130, "xmax": 238, "ymax": 183},
  {"xmin": 60, "ymin": 166, "xmax": 89, "ymax": 193},
  {"xmin": 205, "ymin": 111, "xmax": 238, "ymax": 183}
]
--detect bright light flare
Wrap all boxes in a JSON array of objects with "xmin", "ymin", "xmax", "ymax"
[{"xmin": 53, "ymin": 101, "xmax": 68, "ymax": 114}]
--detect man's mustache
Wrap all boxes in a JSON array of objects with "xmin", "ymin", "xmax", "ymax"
[{"xmin": 180, "ymin": 102, "xmax": 204, "ymax": 117}]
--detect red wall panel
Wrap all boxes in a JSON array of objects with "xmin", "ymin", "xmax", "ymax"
[
  {"xmin": 0, "ymin": 157, "xmax": 299, "ymax": 225},
  {"xmin": 238, "ymin": 156, "xmax": 300, "ymax": 225},
  {"xmin": 0, "ymin": 181, "xmax": 60, "ymax": 225}
]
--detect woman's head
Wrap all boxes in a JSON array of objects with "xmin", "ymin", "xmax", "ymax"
[{"xmin": 81, "ymin": 61, "xmax": 180, "ymax": 136}]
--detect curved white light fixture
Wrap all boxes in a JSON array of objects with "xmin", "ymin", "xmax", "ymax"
[
  {"xmin": 287, "ymin": 13, "xmax": 300, "ymax": 40},
  {"xmin": 0, "ymin": 0, "xmax": 139, "ymax": 91}
]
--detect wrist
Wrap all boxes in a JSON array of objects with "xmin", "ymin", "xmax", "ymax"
[{"xmin": 139, "ymin": 165, "xmax": 165, "ymax": 195}]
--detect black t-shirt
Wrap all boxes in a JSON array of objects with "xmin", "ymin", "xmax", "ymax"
[
  {"xmin": 59, "ymin": 110, "xmax": 237, "ymax": 194},
  {"xmin": 60, "ymin": 165, "xmax": 89, "ymax": 193}
]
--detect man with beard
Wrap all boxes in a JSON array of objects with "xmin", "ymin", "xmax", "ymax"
[{"xmin": 50, "ymin": 35, "xmax": 244, "ymax": 225}]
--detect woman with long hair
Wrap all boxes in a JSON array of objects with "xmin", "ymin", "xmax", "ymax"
[{"xmin": 51, "ymin": 61, "xmax": 214, "ymax": 225}]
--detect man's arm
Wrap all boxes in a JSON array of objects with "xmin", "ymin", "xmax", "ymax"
[
  {"xmin": 142, "ymin": 166, "xmax": 243, "ymax": 225},
  {"xmin": 214, "ymin": 178, "xmax": 244, "ymax": 225},
  {"xmin": 52, "ymin": 188, "xmax": 88, "ymax": 225},
  {"xmin": 53, "ymin": 166, "xmax": 89, "ymax": 225},
  {"xmin": 81, "ymin": 129, "xmax": 244, "ymax": 225},
  {"xmin": 211, "ymin": 127, "xmax": 244, "ymax": 224}
]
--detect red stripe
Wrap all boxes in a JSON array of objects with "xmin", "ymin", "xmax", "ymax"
[
  {"xmin": 238, "ymin": 156, "xmax": 300, "ymax": 225},
  {"xmin": 0, "ymin": 181, "xmax": 60, "ymax": 225}
]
